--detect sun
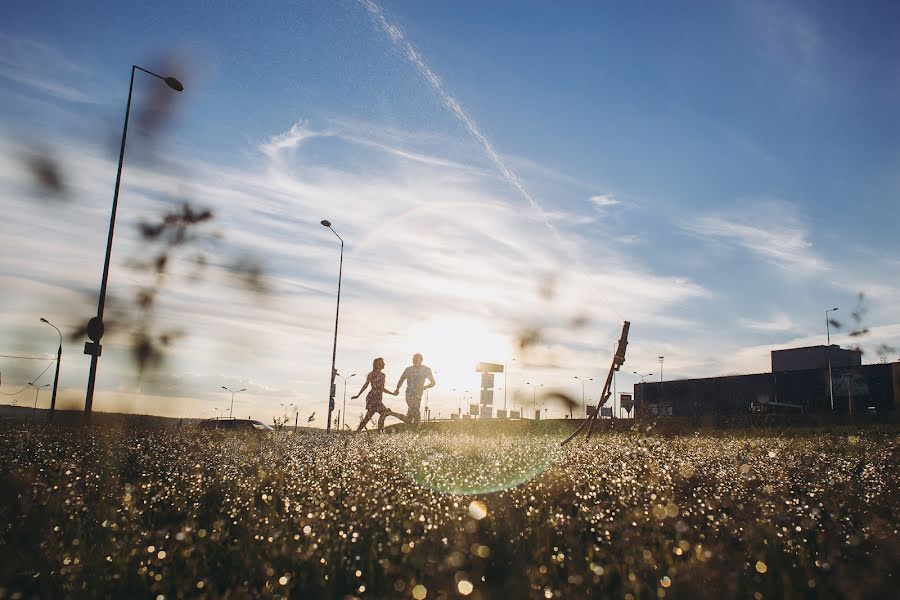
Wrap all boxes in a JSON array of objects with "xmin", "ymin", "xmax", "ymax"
[{"xmin": 393, "ymin": 316, "xmax": 511, "ymax": 391}]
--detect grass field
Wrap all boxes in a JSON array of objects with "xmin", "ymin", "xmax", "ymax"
[{"xmin": 1, "ymin": 420, "xmax": 897, "ymax": 599}]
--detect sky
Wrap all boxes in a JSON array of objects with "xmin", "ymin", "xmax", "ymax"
[{"xmin": 1, "ymin": 0, "xmax": 899, "ymax": 426}]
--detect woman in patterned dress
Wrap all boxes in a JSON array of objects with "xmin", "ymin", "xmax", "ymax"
[{"xmin": 352, "ymin": 357, "xmax": 407, "ymax": 432}]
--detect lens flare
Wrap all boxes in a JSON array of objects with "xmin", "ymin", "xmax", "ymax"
[{"xmin": 398, "ymin": 432, "xmax": 562, "ymax": 495}]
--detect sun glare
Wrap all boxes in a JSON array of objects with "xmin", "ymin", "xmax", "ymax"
[{"xmin": 392, "ymin": 316, "xmax": 511, "ymax": 391}]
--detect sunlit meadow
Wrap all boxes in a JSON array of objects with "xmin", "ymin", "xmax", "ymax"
[{"xmin": 1, "ymin": 422, "xmax": 897, "ymax": 599}]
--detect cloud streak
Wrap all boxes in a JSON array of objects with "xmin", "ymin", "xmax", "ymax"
[{"xmin": 683, "ymin": 201, "xmax": 828, "ymax": 275}]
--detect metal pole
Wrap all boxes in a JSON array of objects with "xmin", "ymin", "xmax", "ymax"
[
  {"xmin": 826, "ymin": 308, "xmax": 838, "ymax": 412},
  {"xmin": 230, "ymin": 390, "xmax": 236, "ymax": 418},
  {"xmin": 342, "ymin": 377, "xmax": 348, "ymax": 430},
  {"xmin": 84, "ymin": 66, "xmax": 182, "ymax": 417},
  {"xmin": 581, "ymin": 379, "xmax": 585, "ymax": 418},
  {"xmin": 322, "ymin": 223, "xmax": 344, "ymax": 433},
  {"xmin": 42, "ymin": 319, "xmax": 62, "ymax": 422},
  {"xmin": 84, "ymin": 66, "xmax": 136, "ymax": 416},
  {"xmin": 32, "ymin": 384, "xmax": 49, "ymax": 421},
  {"xmin": 503, "ymin": 362, "xmax": 507, "ymax": 414}
]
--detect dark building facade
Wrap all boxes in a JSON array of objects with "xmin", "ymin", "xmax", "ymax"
[
  {"xmin": 635, "ymin": 347, "xmax": 899, "ymax": 418},
  {"xmin": 771, "ymin": 345, "xmax": 861, "ymax": 372}
]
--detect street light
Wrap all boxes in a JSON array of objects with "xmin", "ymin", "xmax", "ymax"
[
  {"xmin": 321, "ymin": 219, "xmax": 344, "ymax": 432},
  {"xmin": 526, "ymin": 382, "xmax": 543, "ymax": 419},
  {"xmin": 574, "ymin": 376, "xmax": 593, "ymax": 418},
  {"xmin": 424, "ymin": 370, "xmax": 437, "ymax": 422},
  {"xmin": 280, "ymin": 402, "xmax": 295, "ymax": 419},
  {"xmin": 504, "ymin": 358, "xmax": 515, "ymax": 415},
  {"xmin": 633, "ymin": 371, "xmax": 653, "ymax": 383},
  {"xmin": 633, "ymin": 372, "xmax": 653, "ymax": 417},
  {"xmin": 826, "ymin": 307, "xmax": 839, "ymax": 412},
  {"xmin": 83, "ymin": 65, "xmax": 184, "ymax": 416},
  {"xmin": 40, "ymin": 317, "xmax": 62, "ymax": 422},
  {"xmin": 29, "ymin": 382, "xmax": 50, "ymax": 421},
  {"xmin": 335, "ymin": 372, "xmax": 356, "ymax": 430},
  {"xmin": 221, "ymin": 386, "xmax": 246, "ymax": 418}
]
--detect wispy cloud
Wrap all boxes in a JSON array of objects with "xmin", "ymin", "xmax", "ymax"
[
  {"xmin": 0, "ymin": 34, "xmax": 96, "ymax": 104},
  {"xmin": 259, "ymin": 121, "xmax": 324, "ymax": 160},
  {"xmin": 737, "ymin": 312, "xmax": 798, "ymax": 333},
  {"xmin": 682, "ymin": 201, "xmax": 828, "ymax": 275},
  {"xmin": 589, "ymin": 194, "xmax": 620, "ymax": 208}
]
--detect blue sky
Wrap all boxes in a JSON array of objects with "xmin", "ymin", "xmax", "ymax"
[{"xmin": 1, "ymin": 0, "xmax": 898, "ymax": 424}]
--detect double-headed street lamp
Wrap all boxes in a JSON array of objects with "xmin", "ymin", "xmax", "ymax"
[
  {"xmin": 321, "ymin": 219, "xmax": 344, "ymax": 432},
  {"xmin": 826, "ymin": 307, "xmax": 839, "ymax": 411},
  {"xmin": 222, "ymin": 386, "xmax": 246, "ymax": 418},
  {"xmin": 40, "ymin": 317, "xmax": 62, "ymax": 421},
  {"xmin": 281, "ymin": 402, "xmax": 295, "ymax": 418},
  {"xmin": 83, "ymin": 65, "xmax": 184, "ymax": 416},
  {"xmin": 335, "ymin": 372, "xmax": 356, "ymax": 430},
  {"xmin": 633, "ymin": 371, "xmax": 653, "ymax": 383},
  {"xmin": 29, "ymin": 382, "xmax": 50, "ymax": 421},
  {"xmin": 633, "ymin": 371, "xmax": 653, "ymax": 415},
  {"xmin": 574, "ymin": 376, "xmax": 593, "ymax": 418},
  {"xmin": 526, "ymin": 382, "xmax": 543, "ymax": 419}
]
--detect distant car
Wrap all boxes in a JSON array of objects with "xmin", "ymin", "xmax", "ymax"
[{"xmin": 197, "ymin": 418, "xmax": 274, "ymax": 431}]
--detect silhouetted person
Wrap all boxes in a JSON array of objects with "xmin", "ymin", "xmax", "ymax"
[
  {"xmin": 395, "ymin": 353, "xmax": 435, "ymax": 426},
  {"xmin": 353, "ymin": 357, "xmax": 406, "ymax": 432}
]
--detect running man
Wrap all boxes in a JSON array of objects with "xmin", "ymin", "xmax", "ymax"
[{"xmin": 394, "ymin": 353, "xmax": 436, "ymax": 426}]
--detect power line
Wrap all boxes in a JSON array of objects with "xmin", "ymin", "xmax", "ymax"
[
  {"xmin": 0, "ymin": 354, "xmax": 56, "ymax": 361},
  {"xmin": 0, "ymin": 360, "xmax": 55, "ymax": 396}
]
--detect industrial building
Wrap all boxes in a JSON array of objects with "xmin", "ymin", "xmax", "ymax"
[{"xmin": 634, "ymin": 345, "xmax": 899, "ymax": 418}]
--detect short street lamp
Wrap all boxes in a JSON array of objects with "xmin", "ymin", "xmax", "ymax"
[
  {"xmin": 633, "ymin": 372, "xmax": 653, "ymax": 414},
  {"xmin": 574, "ymin": 376, "xmax": 593, "ymax": 418},
  {"xmin": 336, "ymin": 372, "xmax": 356, "ymax": 430},
  {"xmin": 222, "ymin": 386, "xmax": 246, "ymax": 419},
  {"xmin": 633, "ymin": 371, "xmax": 653, "ymax": 384},
  {"xmin": 526, "ymin": 382, "xmax": 543, "ymax": 419},
  {"xmin": 40, "ymin": 317, "xmax": 62, "ymax": 421},
  {"xmin": 83, "ymin": 65, "xmax": 184, "ymax": 416},
  {"xmin": 30, "ymin": 382, "xmax": 50, "ymax": 421}
]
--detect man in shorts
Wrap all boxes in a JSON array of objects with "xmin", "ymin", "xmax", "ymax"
[{"xmin": 394, "ymin": 353, "xmax": 435, "ymax": 426}]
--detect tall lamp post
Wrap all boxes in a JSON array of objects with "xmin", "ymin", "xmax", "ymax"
[
  {"xmin": 83, "ymin": 65, "xmax": 184, "ymax": 416},
  {"xmin": 222, "ymin": 386, "xmax": 246, "ymax": 419},
  {"xmin": 574, "ymin": 376, "xmax": 593, "ymax": 418},
  {"xmin": 826, "ymin": 307, "xmax": 839, "ymax": 411},
  {"xmin": 321, "ymin": 219, "xmax": 344, "ymax": 432},
  {"xmin": 336, "ymin": 372, "xmax": 356, "ymax": 430},
  {"xmin": 40, "ymin": 317, "xmax": 62, "ymax": 421}
]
